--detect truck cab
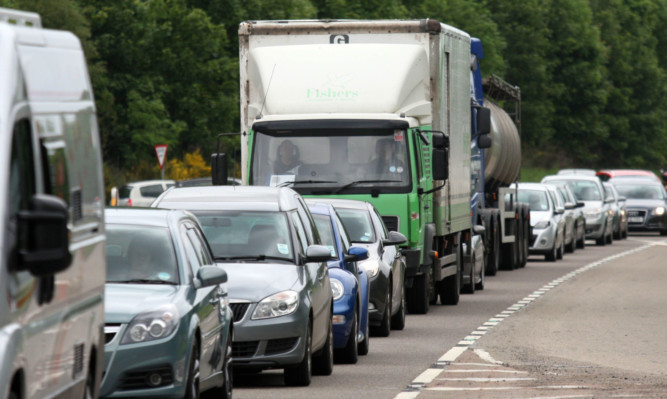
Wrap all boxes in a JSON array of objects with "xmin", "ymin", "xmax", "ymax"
[{"xmin": 0, "ymin": 8, "xmax": 106, "ymax": 399}]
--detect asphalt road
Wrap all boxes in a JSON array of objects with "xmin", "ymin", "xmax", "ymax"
[{"xmin": 231, "ymin": 233, "xmax": 666, "ymax": 399}]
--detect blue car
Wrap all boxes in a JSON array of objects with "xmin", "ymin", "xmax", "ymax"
[{"xmin": 308, "ymin": 203, "xmax": 370, "ymax": 364}]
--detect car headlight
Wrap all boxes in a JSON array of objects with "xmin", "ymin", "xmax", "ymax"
[
  {"xmin": 359, "ymin": 260, "xmax": 379, "ymax": 278},
  {"xmin": 330, "ymin": 279, "xmax": 344, "ymax": 301},
  {"xmin": 534, "ymin": 220, "xmax": 550, "ymax": 229},
  {"xmin": 584, "ymin": 209, "xmax": 602, "ymax": 218},
  {"xmin": 120, "ymin": 305, "xmax": 180, "ymax": 345},
  {"xmin": 652, "ymin": 207, "xmax": 665, "ymax": 216},
  {"xmin": 251, "ymin": 290, "xmax": 299, "ymax": 320}
]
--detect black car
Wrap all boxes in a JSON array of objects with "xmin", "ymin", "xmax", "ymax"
[{"xmin": 612, "ymin": 180, "xmax": 667, "ymax": 235}]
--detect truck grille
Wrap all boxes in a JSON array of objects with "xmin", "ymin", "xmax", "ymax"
[{"xmin": 381, "ymin": 215, "xmax": 400, "ymax": 232}]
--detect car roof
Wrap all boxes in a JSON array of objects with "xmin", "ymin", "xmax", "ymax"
[
  {"xmin": 597, "ymin": 169, "xmax": 658, "ymax": 178},
  {"xmin": 513, "ymin": 182, "xmax": 549, "ymax": 191},
  {"xmin": 307, "ymin": 202, "xmax": 335, "ymax": 216},
  {"xmin": 123, "ymin": 179, "xmax": 175, "ymax": 187},
  {"xmin": 305, "ymin": 198, "xmax": 370, "ymax": 211},
  {"xmin": 153, "ymin": 185, "xmax": 300, "ymax": 212},
  {"xmin": 557, "ymin": 169, "xmax": 596, "ymax": 176},
  {"xmin": 542, "ymin": 174, "xmax": 601, "ymax": 183},
  {"xmin": 105, "ymin": 207, "xmax": 192, "ymax": 227}
]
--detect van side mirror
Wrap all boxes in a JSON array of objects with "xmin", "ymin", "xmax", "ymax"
[
  {"xmin": 195, "ymin": 265, "xmax": 227, "ymax": 288},
  {"xmin": 211, "ymin": 153, "xmax": 228, "ymax": 186},
  {"xmin": 18, "ymin": 194, "xmax": 72, "ymax": 276}
]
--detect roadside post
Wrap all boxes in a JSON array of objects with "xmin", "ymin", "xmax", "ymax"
[{"xmin": 154, "ymin": 144, "xmax": 168, "ymax": 180}]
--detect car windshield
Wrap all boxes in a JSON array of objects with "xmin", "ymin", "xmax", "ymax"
[
  {"xmin": 518, "ymin": 189, "xmax": 550, "ymax": 211},
  {"xmin": 546, "ymin": 179, "xmax": 602, "ymax": 201},
  {"xmin": 613, "ymin": 184, "xmax": 665, "ymax": 200},
  {"xmin": 335, "ymin": 208, "xmax": 376, "ymax": 243},
  {"xmin": 250, "ymin": 131, "xmax": 410, "ymax": 194},
  {"xmin": 312, "ymin": 214, "xmax": 338, "ymax": 258},
  {"xmin": 194, "ymin": 211, "xmax": 294, "ymax": 262},
  {"xmin": 106, "ymin": 225, "xmax": 179, "ymax": 284}
]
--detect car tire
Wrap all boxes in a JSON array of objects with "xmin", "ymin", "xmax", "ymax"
[
  {"xmin": 606, "ymin": 228, "xmax": 613, "ymax": 244},
  {"xmin": 372, "ymin": 290, "xmax": 391, "ymax": 337},
  {"xmin": 596, "ymin": 224, "xmax": 606, "ymax": 246},
  {"xmin": 556, "ymin": 236, "xmax": 564, "ymax": 260},
  {"xmin": 336, "ymin": 308, "xmax": 358, "ymax": 364},
  {"xmin": 390, "ymin": 284, "xmax": 406, "ymax": 331},
  {"xmin": 613, "ymin": 221, "xmax": 621, "ymax": 240},
  {"xmin": 462, "ymin": 257, "xmax": 475, "ymax": 294},
  {"xmin": 312, "ymin": 316, "xmax": 333, "ymax": 376},
  {"xmin": 358, "ymin": 310, "xmax": 369, "ymax": 356},
  {"xmin": 661, "ymin": 229, "xmax": 667, "ymax": 236},
  {"xmin": 577, "ymin": 223, "xmax": 586, "ymax": 249},
  {"xmin": 545, "ymin": 240, "xmax": 557, "ymax": 262},
  {"xmin": 475, "ymin": 256, "xmax": 485, "ymax": 291},
  {"xmin": 284, "ymin": 322, "xmax": 312, "ymax": 386},
  {"xmin": 183, "ymin": 341, "xmax": 200, "ymax": 399},
  {"xmin": 83, "ymin": 364, "xmax": 94, "ymax": 399},
  {"xmin": 210, "ymin": 328, "xmax": 233, "ymax": 399}
]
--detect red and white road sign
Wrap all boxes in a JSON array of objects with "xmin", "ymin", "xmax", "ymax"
[{"xmin": 154, "ymin": 144, "xmax": 168, "ymax": 170}]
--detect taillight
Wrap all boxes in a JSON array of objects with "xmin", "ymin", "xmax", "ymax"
[{"xmin": 128, "ymin": 198, "xmax": 133, "ymax": 207}]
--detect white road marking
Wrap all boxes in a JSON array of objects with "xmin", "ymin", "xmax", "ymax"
[
  {"xmin": 474, "ymin": 348, "xmax": 504, "ymax": 365},
  {"xmin": 394, "ymin": 241, "xmax": 657, "ymax": 399},
  {"xmin": 437, "ymin": 377, "xmax": 536, "ymax": 382},
  {"xmin": 443, "ymin": 369, "xmax": 528, "ymax": 374}
]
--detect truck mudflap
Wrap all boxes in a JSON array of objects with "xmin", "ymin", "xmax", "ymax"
[{"xmin": 402, "ymin": 248, "xmax": 421, "ymax": 278}]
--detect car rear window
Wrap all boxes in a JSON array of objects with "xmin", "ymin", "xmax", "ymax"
[{"xmin": 140, "ymin": 184, "xmax": 166, "ymax": 198}]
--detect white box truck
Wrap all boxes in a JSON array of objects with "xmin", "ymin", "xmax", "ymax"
[
  {"xmin": 232, "ymin": 19, "xmax": 488, "ymax": 313},
  {"xmin": 0, "ymin": 8, "xmax": 106, "ymax": 399}
]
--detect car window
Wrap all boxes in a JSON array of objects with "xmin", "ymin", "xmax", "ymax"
[
  {"xmin": 547, "ymin": 179, "xmax": 602, "ymax": 201},
  {"xmin": 614, "ymin": 184, "xmax": 665, "ymax": 200},
  {"xmin": 333, "ymin": 212, "xmax": 351, "ymax": 253},
  {"xmin": 118, "ymin": 185, "xmax": 132, "ymax": 199},
  {"xmin": 372, "ymin": 208, "xmax": 389, "ymax": 239},
  {"xmin": 517, "ymin": 189, "xmax": 550, "ymax": 211},
  {"xmin": 290, "ymin": 212, "xmax": 308, "ymax": 255},
  {"xmin": 106, "ymin": 224, "xmax": 179, "ymax": 284},
  {"xmin": 140, "ymin": 184, "xmax": 165, "ymax": 198},
  {"xmin": 312, "ymin": 214, "xmax": 338, "ymax": 257},
  {"xmin": 194, "ymin": 210, "xmax": 294, "ymax": 261},
  {"xmin": 336, "ymin": 208, "xmax": 376, "ymax": 243},
  {"xmin": 296, "ymin": 196, "xmax": 320, "ymax": 245}
]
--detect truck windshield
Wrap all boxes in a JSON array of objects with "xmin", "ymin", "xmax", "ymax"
[{"xmin": 251, "ymin": 131, "xmax": 411, "ymax": 194}]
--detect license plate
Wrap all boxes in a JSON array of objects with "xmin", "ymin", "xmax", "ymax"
[{"xmin": 628, "ymin": 216, "xmax": 643, "ymax": 223}]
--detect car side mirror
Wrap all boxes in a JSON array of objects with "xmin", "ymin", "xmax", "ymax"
[
  {"xmin": 554, "ymin": 207, "xmax": 565, "ymax": 215},
  {"xmin": 304, "ymin": 245, "xmax": 333, "ymax": 263},
  {"xmin": 18, "ymin": 194, "xmax": 72, "ymax": 276},
  {"xmin": 195, "ymin": 265, "xmax": 227, "ymax": 288},
  {"xmin": 382, "ymin": 230, "xmax": 407, "ymax": 246},
  {"xmin": 345, "ymin": 246, "xmax": 369, "ymax": 262},
  {"xmin": 604, "ymin": 197, "xmax": 615, "ymax": 204},
  {"xmin": 576, "ymin": 201, "xmax": 585, "ymax": 208},
  {"xmin": 564, "ymin": 202, "xmax": 576, "ymax": 210},
  {"xmin": 617, "ymin": 196, "xmax": 626, "ymax": 202}
]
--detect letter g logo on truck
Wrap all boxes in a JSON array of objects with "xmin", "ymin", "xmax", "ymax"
[{"xmin": 330, "ymin": 34, "xmax": 349, "ymax": 44}]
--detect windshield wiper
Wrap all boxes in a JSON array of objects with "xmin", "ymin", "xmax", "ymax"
[
  {"xmin": 278, "ymin": 179, "xmax": 337, "ymax": 187},
  {"xmin": 107, "ymin": 279, "xmax": 176, "ymax": 285},
  {"xmin": 334, "ymin": 179, "xmax": 401, "ymax": 194}
]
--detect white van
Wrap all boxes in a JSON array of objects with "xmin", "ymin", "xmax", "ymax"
[{"xmin": 0, "ymin": 8, "xmax": 105, "ymax": 399}]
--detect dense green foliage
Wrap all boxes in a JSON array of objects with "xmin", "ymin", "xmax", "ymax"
[{"xmin": 2, "ymin": 0, "xmax": 666, "ymax": 184}]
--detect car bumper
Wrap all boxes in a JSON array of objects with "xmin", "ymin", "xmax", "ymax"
[
  {"xmin": 231, "ymin": 304, "xmax": 308, "ymax": 370},
  {"xmin": 627, "ymin": 213, "xmax": 667, "ymax": 232},
  {"xmin": 333, "ymin": 294, "xmax": 356, "ymax": 348},
  {"xmin": 529, "ymin": 227, "xmax": 556, "ymax": 254},
  {"xmin": 584, "ymin": 216, "xmax": 606, "ymax": 238},
  {"xmin": 100, "ymin": 324, "xmax": 190, "ymax": 398},
  {"xmin": 366, "ymin": 272, "xmax": 389, "ymax": 325}
]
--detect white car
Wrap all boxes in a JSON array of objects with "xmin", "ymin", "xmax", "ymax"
[{"xmin": 117, "ymin": 179, "xmax": 175, "ymax": 207}]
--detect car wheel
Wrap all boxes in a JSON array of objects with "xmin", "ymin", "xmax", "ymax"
[
  {"xmin": 462, "ymin": 259, "xmax": 475, "ymax": 294},
  {"xmin": 312, "ymin": 316, "xmax": 333, "ymax": 376},
  {"xmin": 475, "ymin": 250, "xmax": 485, "ymax": 291},
  {"xmin": 390, "ymin": 283, "xmax": 406, "ymax": 331},
  {"xmin": 82, "ymin": 365, "xmax": 94, "ymax": 399},
  {"xmin": 210, "ymin": 328, "xmax": 234, "ymax": 399},
  {"xmin": 284, "ymin": 322, "xmax": 312, "ymax": 386},
  {"xmin": 596, "ymin": 224, "xmax": 607, "ymax": 246},
  {"xmin": 358, "ymin": 310, "xmax": 369, "ymax": 356},
  {"xmin": 556, "ymin": 235, "xmax": 564, "ymax": 260},
  {"xmin": 606, "ymin": 227, "xmax": 613, "ymax": 244},
  {"xmin": 613, "ymin": 221, "xmax": 621, "ymax": 240},
  {"xmin": 183, "ymin": 341, "xmax": 200, "ymax": 399},
  {"xmin": 545, "ymin": 240, "xmax": 557, "ymax": 262},
  {"xmin": 336, "ymin": 309, "xmax": 358, "ymax": 364},
  {"xmin": 372, "ymin": 289, "xmax": 391, "ymax": 337},
  {"xmin": 661, "ymin": 229, "xmax": 667, "ymax": 236},
  {"xmin": 577, "ymin": 223, "xmax": 586, "ymax": 249}
]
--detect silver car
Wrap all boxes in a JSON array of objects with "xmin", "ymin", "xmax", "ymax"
[
  {"xmin": 515, "ymin": 183, "xmax": 565, "ymax": 261},
  {"xmin": 152, "ymin": 186, "xmax": 334, "ymax": 386},
  {"xmin": 546, "ymin": 184, "xmax": 574, "ymax": 256},
  {"xmin": 603, "ymin": 182, "xmax": 628, "ymax": 239},
  {"xmin": 542, "ymin": 174, "xmax": 614, "ymax": 246},
  {"xmin": 555, "ymin": 184, "xmax": 586, "ymax": 249}
]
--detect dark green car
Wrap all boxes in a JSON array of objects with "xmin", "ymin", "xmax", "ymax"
[{"xmin": 101, "ymin": 208, "xmax": 232, "ymax": 398}]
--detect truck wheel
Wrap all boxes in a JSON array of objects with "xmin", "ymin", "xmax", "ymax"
[
  {"xmin": 440, "ymin": 241, "xmax": 461, "ymax": 305},
  {"xmin": 407, "ymin": 273, "xmax": 430, "ymax": 314},
  {"xmin": 485, "ymin": 216, "xmax": 500, "ymax": 276}
]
